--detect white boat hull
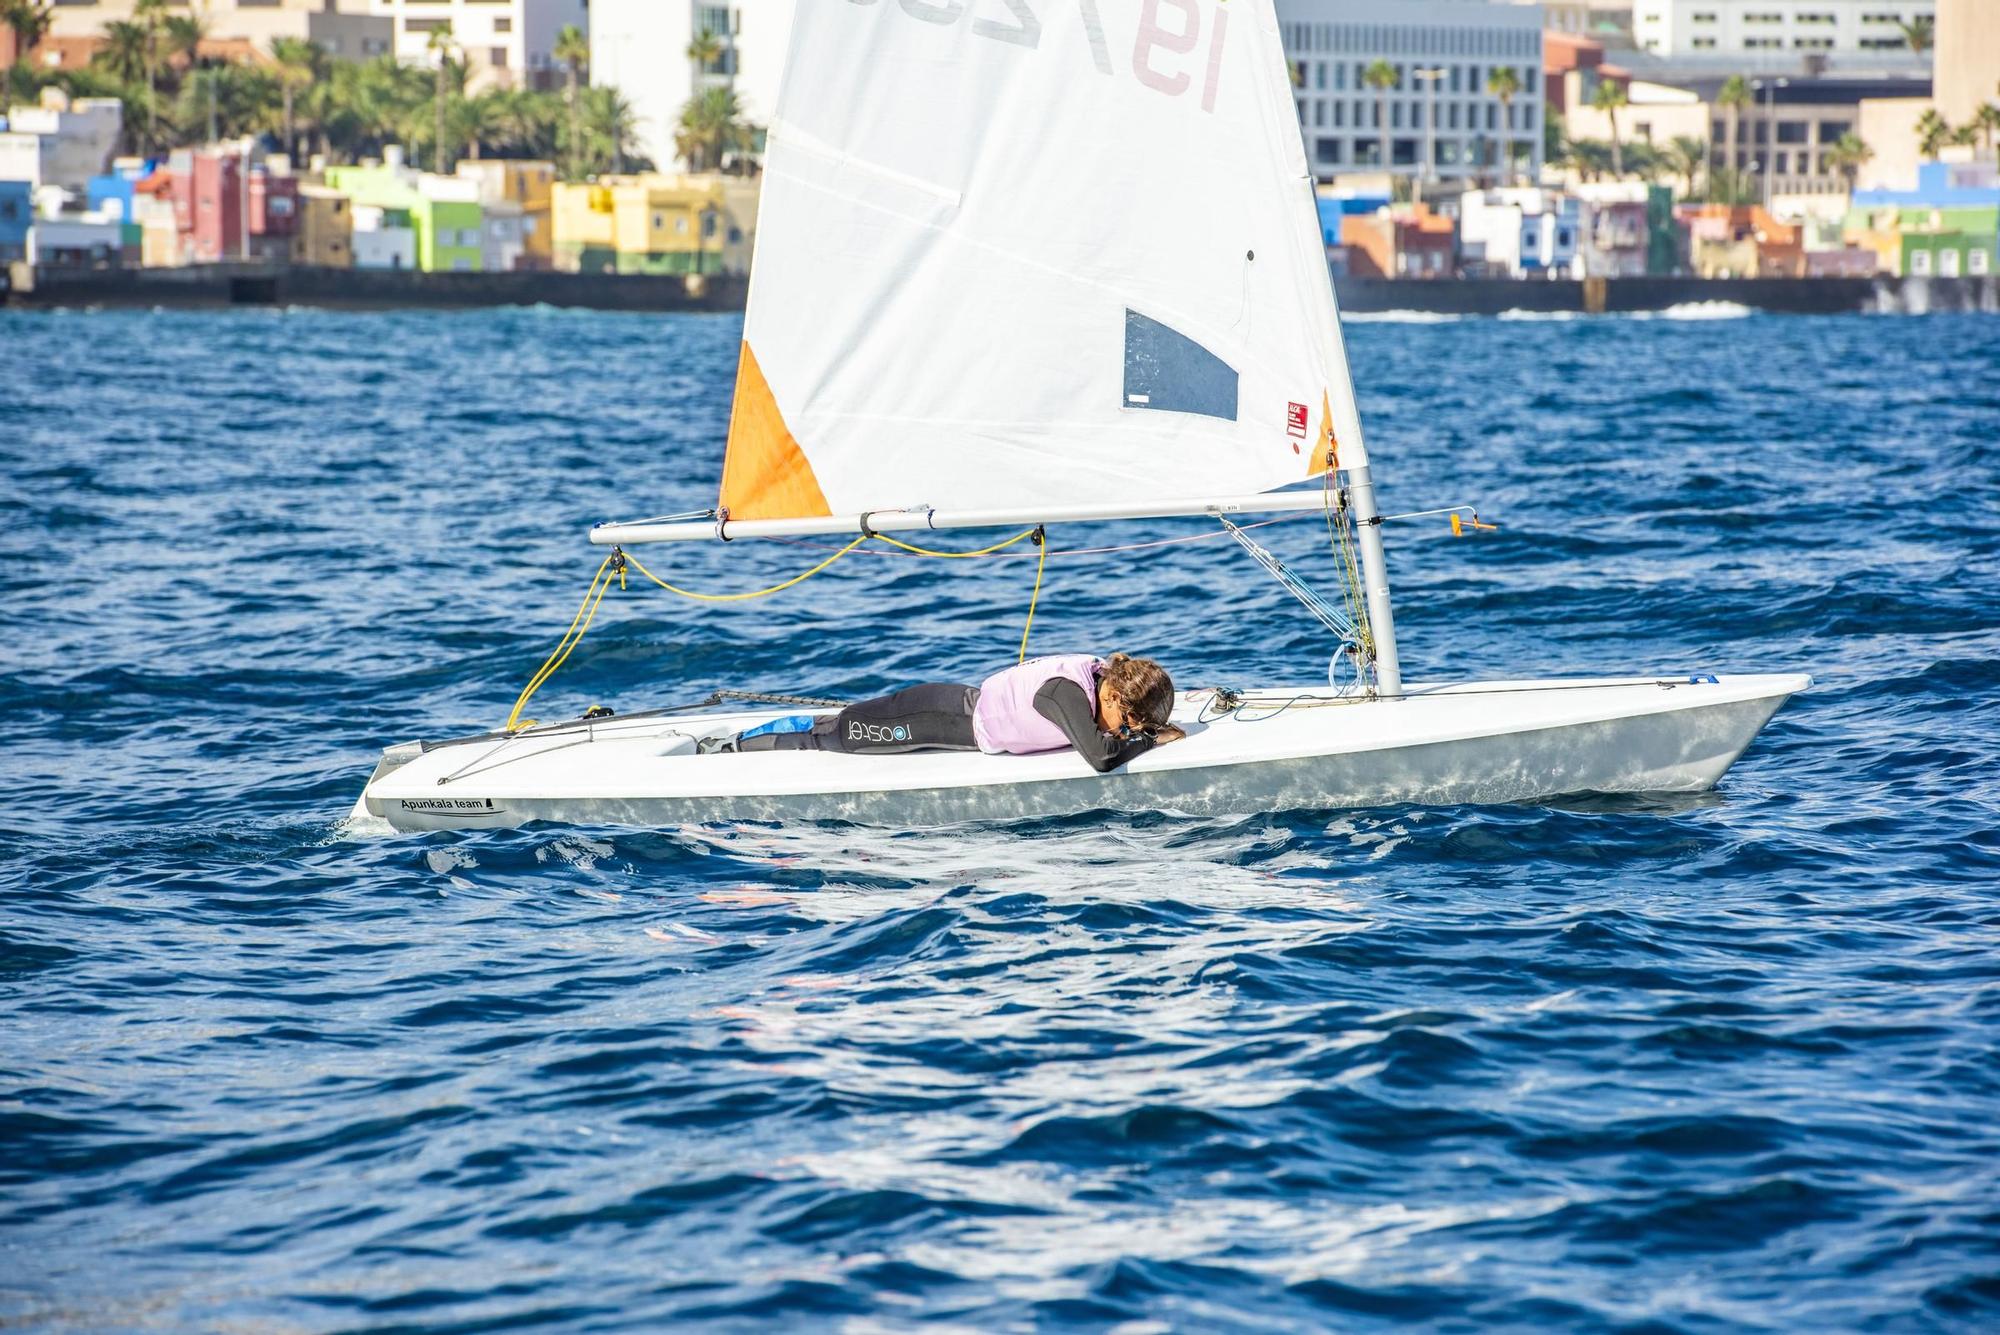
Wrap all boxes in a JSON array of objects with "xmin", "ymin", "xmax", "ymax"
[{"xmin": 359, "ymin": 674, "xmax": 1809, "ymax": 833}]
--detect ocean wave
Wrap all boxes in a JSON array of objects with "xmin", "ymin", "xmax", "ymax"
[{"xmin": 3, "ymin": 305, "xmax": 1997, "ymax": 1331}]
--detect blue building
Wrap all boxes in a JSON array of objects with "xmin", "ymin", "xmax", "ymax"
[
  {"xmin": 0, "ymin": 179, "xmax": 31, "ymax": 264},
  {"xmin": 1847, "ymin": 161, "xmax": 2000, "ymax": 279},
  {"xmin": 1315, "ymin": 191, "xmax": 1391, "ymax": 247}
]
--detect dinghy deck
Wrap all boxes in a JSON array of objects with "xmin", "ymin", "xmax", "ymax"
[{"xmin": 361, "ymin": 674, "xmax": 1808, "ymax": 832}]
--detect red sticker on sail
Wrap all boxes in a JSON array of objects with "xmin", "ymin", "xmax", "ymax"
[{"xmin": 1286, "ymin": 402, "xmax": 1309, "ymax": 439}]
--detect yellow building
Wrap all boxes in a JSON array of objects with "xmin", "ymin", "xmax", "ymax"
[
  {"xmin": 456, "ymin": 160, "xmax": 555, "ymax": 269},
  {"xmin": 551, "ymin": 174, "xmax": 747, "ymax": 276},
  {"xmin": 293, "ymin": 184, "xmax": 354, "ymax": 268}
]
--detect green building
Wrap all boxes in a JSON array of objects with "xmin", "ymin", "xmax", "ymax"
[
  {"xmin": 1847, "ymin": 162, "xmax": 2000, "ymax": 279},
  {"xmin": 322, "ymin": 162, "xmax": 485, "ymax": 274}
]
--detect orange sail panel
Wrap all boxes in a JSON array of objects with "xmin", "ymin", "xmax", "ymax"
[
  {"xmin": 717, "ymin": 341, "xmax": 830, "ymax": 521},
  {"xmin": 1308, "ymin": 391, "xmax": 1340, "ymax": 476}
]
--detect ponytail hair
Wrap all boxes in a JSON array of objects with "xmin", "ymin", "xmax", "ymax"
[{"xmin": 1099, "ymin": 652, "xmax": 1176, "ymax": 734}]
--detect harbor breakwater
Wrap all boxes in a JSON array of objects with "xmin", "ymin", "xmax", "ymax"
[{"xmin": 5, "ymin": 261, "xmax": 1996, "ymax": 316}]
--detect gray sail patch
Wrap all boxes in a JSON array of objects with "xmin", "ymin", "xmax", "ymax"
[{"xmin": 1122, "ymin": 310, "xmax": 1239, "ymax": 421}]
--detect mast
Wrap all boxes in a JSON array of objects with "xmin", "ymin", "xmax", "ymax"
[{"xmin": 1344, "ymin": 465, "xmax": 1402, "ymax": 699}]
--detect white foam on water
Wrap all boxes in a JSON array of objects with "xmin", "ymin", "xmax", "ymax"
[
  {"xmin": 1342, "ymin": 310, "xmax": 1464, "ymax": 324},
  {"xmin": 1629, "ymin": 301, "xmax": 1756, "ymax": 321},
  {"xmin": 1497, "ymin": 308, "xmax": 1584, "ymax": 322}
]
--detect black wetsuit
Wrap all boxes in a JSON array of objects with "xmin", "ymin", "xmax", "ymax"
[{"xmin": 739, "ymin": 679, "xmax": 1157, "ymax": 773}]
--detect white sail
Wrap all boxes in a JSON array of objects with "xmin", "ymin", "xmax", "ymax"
[{"xmin": 716, "ymin": 0, "xmax": 1369, "ymax": 523}]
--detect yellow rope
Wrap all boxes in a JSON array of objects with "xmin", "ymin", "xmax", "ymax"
[
  {"xmin": 505, "ymin": 524, "xmax": 1053, "ymax": 727},
  {"xmin": 505, "ymin": 554, "xmax": 614, "ymax": 732},
  {"xmin": 622, "ymin": 537, "xmax": 867, "ymax": 602},
  {"xmin": 1017, "ymin": 528, "xmax": 1047, "ymax": 663},
  {"xmin": 873, "ymin": 528, "xmax": 1039, "ymax": 559}
]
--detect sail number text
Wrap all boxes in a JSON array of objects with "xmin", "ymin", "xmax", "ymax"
[{"xmin": 850, "ymin": 0, "xmax": 1232, "ymax": 113}]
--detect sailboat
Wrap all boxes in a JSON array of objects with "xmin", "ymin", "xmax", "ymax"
[{"xmin": 357, "ymin": 0, "xmax": 1805, "ymax": 833}]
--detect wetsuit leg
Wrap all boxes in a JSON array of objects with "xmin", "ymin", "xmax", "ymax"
[
  {"xmin": 737, "ymin": 725, "xmax": 828, "ymax": 752},
  {"xmin": 823, "ymin": 684, "xmax": 980, "ymax": 754},
  {"xmin": 734, "ymin": 685, "xmax": 978, "ymax": 754}
]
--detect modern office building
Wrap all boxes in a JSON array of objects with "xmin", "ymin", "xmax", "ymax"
[
  {"xmin": 1631, "ymin": 2, "xmax": 1933, "ymax": 60},
  {"xmin": 589, "ymin": 0, "xmax": 795, "ymax": 176},
  {"xmin": 370, "ymin": 0, "xmax": 586, "ymax": 91},
  {"xmin": 1564, "ymin": 73, "xmax": 1930, "ymax": 215},
  {"xmin": 1275, "ymin": 1, "xmax": 1547, "ymax": 183},
  {"xmin": 44, "ymin": 1, "xmax": 392, "ymax": 62}
]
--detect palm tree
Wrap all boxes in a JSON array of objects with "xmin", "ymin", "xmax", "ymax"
[
  {"xmin": 1948, "ymin": 122, "xmax": 1978, "ymax": 149},
  {"xmin": 1563, "ymin": 138, "xmax": 1612, "ymax": 183},
  {"xmin": 270, "ymin": 36, "xmax": 320, "ymax": 162},
  {"xmin": 553, "ymin": 23, "xmax": 588, "ymax": 179},
  {"xmin": 1363, "ymin": 59, "xmax": 1396, "ymax": 173},
  {"xmin": 133, "ymin": 0, "xmax": 169, "ymax": 153},
  {"xmin": 1896, "ymin": 16, "xmax": 1933, "ymax": 57},
  {"xmin": 482, "ymin": 87, "xmax": 557, "ymax": 162},
  {"xmin": 686, "ymin": 27, "xmax": 723, "ymax": 80},
  {"xmin": 1666, "ymin": 134, "xmax": 1706, "ymax": 199},
  {"xmin": 426, "ymin": 21, "xmax": 456, "ymax": 173},
  {"xmin": 2, "ymin": 0, "xmax": 54, "ymax": 108},
  {"xmin": 1486, "ymin": 65, "xmax": 1521, "ymax": 183},
  {"xmin": 1825, "ymin": 132, "xmax": 1872, "ymax": 193},
  {"xmin": 675, "ymin": 84, "xmax": 743, "ymax": 173},
  {"xmin": 1916, "ymin": 107, "xmax": 1950, "ymax": 159},
  {"xmin": 1589, "ymin": 76, "xmax": 1627, "ymax": 178},
  {"xmin": 582, "ymin": 84, "xmax": 641, "ymax": 175},
  {"xmin": 1718, "ymin": 74, "xmax": 1752, "ymax": 184},
  {"xmin": 162, "ymin": 11, "xmax": 203, "ymax": 72},
  {"xmin": 1977, "ymin": 103, "xmax": 2000, "ymax": 154}
]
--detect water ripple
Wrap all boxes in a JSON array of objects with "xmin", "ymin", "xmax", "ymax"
[{"xmin": 2, "ymin": 308, "xmax": 1998, "ymax": 1330}]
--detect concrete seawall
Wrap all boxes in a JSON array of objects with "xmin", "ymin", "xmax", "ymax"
[
  {"xmin": 1333, "ymin": 274, "xmax": 2000, "ymax": 316},
  {"xmin": 6, "ymin": 263, "xmax": 1996, "ymax": 317},
  {"xmin": 4, "ymin": 263, "xmax": 750, "ymax": 313}
]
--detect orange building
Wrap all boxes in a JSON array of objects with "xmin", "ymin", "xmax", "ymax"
[
  {"xmin": 1683, "ymin": 205, "xmax": 1804, "ymax": 278},
  {"xmin": 1341, "ymin": 205, "xmax": 1457, "ymax": 280}
]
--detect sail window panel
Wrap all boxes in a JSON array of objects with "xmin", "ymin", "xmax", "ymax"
[{"xmin": 1123, "ymin": 311, "xmax": 1239, "ymax": 423}]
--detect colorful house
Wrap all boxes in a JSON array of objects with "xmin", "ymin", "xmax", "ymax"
[
  {"xmin": 0, "ymin": 91, "xmax": 122, "ymax": 191},
  {"xmin": 0, "ymin": 178, "xmax": 30, "ymax": 263},
  {"xmin": 1339, "ymin": 204, "xmax": 1456, "ymax": 279},
  {"xmin": 551, "ymin": 174, "xmax": 740, "ymax": 276},
  {"xmin": 350, "ymin": 204, "xmax": 417, "ymax": 271},
  {"xmin": 455, "ymin": 160, "xmax": 555, "ymax": 270},
  {"xmin": 293, "ymin": 185, "xmax": 353, "ymax": 268},
  {"xmin": 324, "ymin": 153, "xmax": 485, "ymax": 273},
  {"xmin": 1846, "ymin": 161, "xmax": 2000, "ymax": 279},
  {"xmin": 1459, "ymin": 189, "xmax": 1583, "ymax": 278},
  {"xmin": 1684, "ymin": 205, "xmax": 1804, "ymax": 279}
]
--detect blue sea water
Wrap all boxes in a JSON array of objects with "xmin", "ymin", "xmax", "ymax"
[{"xmin": 3, "ymin": 303, "xmax": 1999, "ymax": 1332}]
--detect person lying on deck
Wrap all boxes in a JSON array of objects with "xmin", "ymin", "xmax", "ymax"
[{"xmin": 724, "ymin": 653, "xmax": 1187, "ymax": 773}]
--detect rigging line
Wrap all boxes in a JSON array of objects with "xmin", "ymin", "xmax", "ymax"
[
  {"xmin": 1219, "ymin": 516, "xmax": 1358, "ymax": 642},
  {"xmin": 1018, "ymin": 527, "xmax": 1047, "ymax": 663},
  {"xmin": 504, "ymin": 555, "xmax": 614, "ymax": 733},
  {"xmin": 622, "ymin": 536, "xmax": 868, "ymax": 602},
  {"xmin": 438, "ymin": 734, "xmax": 599, "ymax": 787},
  {"xmin": 1206, "ymin": 677, "xmax": 1716, "ymax": 724},
  {"xmin": 873, "ymin": 527, "xmax": 1040, "ymax": 559},
  {"xmin": 1325, "ymin": 469, "xmax": 1374, "ymax": 669}
]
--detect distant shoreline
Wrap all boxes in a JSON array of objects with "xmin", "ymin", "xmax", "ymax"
[{"xmin": 4, "ymin": 264, "xmax": 1995, "ymax": 318}]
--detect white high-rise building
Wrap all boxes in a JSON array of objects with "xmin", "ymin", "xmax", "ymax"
[
  {"xmin": 370, "ymin": 0, "xmax": 587, "ymax": 91},
  {"xmin": 1276, "ymin": 1, "xmax": 1547, "ymax": 182},
  {"xmin": 1632, "ymin": 1, "xmax": 1934, "ymax": 59},
  {"xmin": 589, "ymin": 1, "xmax": 796, "ymax": 176}
]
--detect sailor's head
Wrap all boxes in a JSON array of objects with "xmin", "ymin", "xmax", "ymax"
[{"xmin": 1098, "ymin": 653, "xmax": 1175, "ymax": 737}]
